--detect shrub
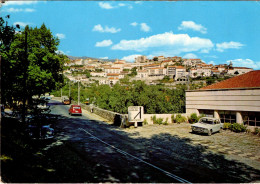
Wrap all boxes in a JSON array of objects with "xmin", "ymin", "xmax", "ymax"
[
  {"xmin": 151, "ymin": 116, "xmax": 168, "ymax": 125},
  {"xmin": 155, "ymin": 118, "xmax": 164, "ymax": 125},
  {"xmin": 188, "ymin": 113, "xmax": 199, "ymax": 124},
  {"xmin": 175, "ymin": 114, "xmax": 187, "ymax": 124},
  {"xmin": 223, "ymin": 123, "xmax": 232, "ymax": 130},
  {"xmin": 143, "ymin": 119, "xmax": 148, "ymax": 125},
  {"xmin": 230, "ymin": 123, "xmax": 247, "ymax": 133},
  {"xmin": 151, "ymin": 115, "xmax": 157, "ymax": 124},
  {"xmin": 171, "ymin": 114, "xmax": 176, "ymax": 123},
  {"xmin": 163, "ymin": 118, "xmax": 169, "ymax": 125},
  {"xmin": 254, "ymin": 127, "xmax": 259, "ymax": 135}
]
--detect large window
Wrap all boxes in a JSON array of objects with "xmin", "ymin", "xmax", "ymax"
[
  {"xmin": 242, "ymin": 112, "xmax": 260, "ymax": 127},
  {"xmin": 219, "ymin": 111, "xmax": 236, "ymax": 123},
  {"xmin": 199, "ymin": 109, "xmax": 214, "ymax": 117}
]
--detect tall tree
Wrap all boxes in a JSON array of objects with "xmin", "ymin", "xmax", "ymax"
[{"xmin": 1, "ymin": 17, "xmax": 66, "ymax": 117}]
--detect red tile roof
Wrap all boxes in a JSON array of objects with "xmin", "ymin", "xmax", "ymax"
[
  {"xmin": 200, "ymin": 70, "xmax": 260, "ymax": 90},
  {"xmin": 107, "ymin": 73, "xmax": 119, "ymax": 76}
]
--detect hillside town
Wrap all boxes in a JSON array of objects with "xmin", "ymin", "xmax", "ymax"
[{"xmin": 64, "ymin": 55, "xmax": 253, "ymax": 86}]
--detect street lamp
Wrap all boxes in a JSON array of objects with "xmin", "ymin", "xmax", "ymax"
[{"xmin": 78, "ymin": 79, "xmax": 80, "ymax": 105}]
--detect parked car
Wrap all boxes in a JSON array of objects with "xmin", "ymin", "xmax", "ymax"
[
  {"xmin": 27, "ymin": 124, "xmax": 54, "ymax": 139},
  {"xmin": 191, "ymin": 117, "xmax": 223, "ymax": 136},
  {"xmin": 69, "ymin": 105, "xmax": 82, "ymax": 116},
  {"xmin": 62, "ymin": 96, "xmax": 70, "ymax": 105}
]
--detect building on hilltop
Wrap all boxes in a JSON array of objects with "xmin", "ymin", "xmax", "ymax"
[
  {"xmin": 167, "ymin": 66, "xmax": 186, "ymax": 80},
  {"xmin": 135, "ymin": 55, "xmax": 147, "ymax": 63},
  {"xmin": 186, "ymin": 70, "xmax": 260, "ymax": 127}
]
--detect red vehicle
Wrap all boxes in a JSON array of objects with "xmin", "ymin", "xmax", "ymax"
[{"xmin": 68, "ymin": 105, "xmax": 82, "ymax": 116}]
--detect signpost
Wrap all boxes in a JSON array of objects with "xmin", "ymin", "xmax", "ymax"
[{"xmin": 128, "ymin": 106, "xmax": 144, "ymax": 128}]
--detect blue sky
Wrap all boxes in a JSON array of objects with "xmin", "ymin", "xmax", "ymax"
[{"xmin": 1, "ymin": 1, "xmax": 260, "ymax": 69}]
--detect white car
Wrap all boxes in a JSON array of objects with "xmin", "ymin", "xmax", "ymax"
[{"xmin": 191, "ymin": 117, "xmax": 223, "ymax": 136}]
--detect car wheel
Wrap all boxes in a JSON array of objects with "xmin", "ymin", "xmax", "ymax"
[{"xmin": 208, "ymin": 130, "xmax": 212, "ymax": 136}]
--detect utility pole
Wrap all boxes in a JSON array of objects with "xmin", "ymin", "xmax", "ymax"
[
  {"xmin": 78, "ymin": 80, "xmax": 80, "ymax": 105},
  {"xmin": 69, "ymin": 80, "xmax": 71, "ymax": 98}
]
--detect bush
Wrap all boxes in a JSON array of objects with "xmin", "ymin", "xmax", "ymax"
[
  {"xmin": 175, "ymin": 114, "xmax": 187, "ymax": 124},
  {"xmin": 151, "ymin": 116, "xmax": 168, "ymax": 125},
  {"xmin": 143, "ymin": 119, "xmax": 148, "ymax": 125},
  {"xmin": 230, "ymin": 123, "xmax": 247, "ymax": 133},
  {"xmin": 188, "ymin": 113, "xmax": 199, "ymax": 124},
  {"xmin": 223, "ymin": 122, "xmax": 232, "ymax": 130},
  {"xmin": 151, "ymin": 115, "xmax": 157, "ymax": 124},
  {"xmin": 155, "ymin": 118, "xmax": 164, "ymax": 125},
  {"xmin": 171, "ymin": 114, "xmax": 175, "ymax": 123},
  {"xmin": 163, "ymin": 118, "xmax": 169, "ymax": 125},
  {"xmin": 254, "ymin": 127, "xmax": 259, "ymax": 135}
]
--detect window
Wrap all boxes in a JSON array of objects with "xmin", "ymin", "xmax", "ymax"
[
  {"xmin": 219, "ymin": 111, "xmax": 236, "ymax": 123},
  {"xmin": 199, "ymin": 109, "xmax": 214, "ymax": 117},
  {"xmin": 242, "ymin": 112, "xmax": 260, "ymax": 127}
]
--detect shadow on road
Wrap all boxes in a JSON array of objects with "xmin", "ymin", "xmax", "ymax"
[{"xmin": 1, "ymin": 114, "xmax": 260, "ymax": 183}]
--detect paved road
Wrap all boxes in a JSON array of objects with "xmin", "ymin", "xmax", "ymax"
[{"xmin": 47, "ymin": 99, "xmax": 260, "ymax": 183}]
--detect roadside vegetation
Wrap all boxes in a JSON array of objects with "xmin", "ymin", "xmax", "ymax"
[
  {"xmin": 1, "ymin": 15, "xmax": 67, "ymax": 122},
  {"xmin": 52, "ymin": 79, "xmax": 187, "ymax": 114}
]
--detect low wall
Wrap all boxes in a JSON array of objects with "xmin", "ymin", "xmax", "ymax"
[
  {"xmin": 70, "ymin": 100, "xmax": 188, "ymax": 127},
  {"xmin": 72, "ymin": 101, "xmax": 126, "ymax": 126},
  {"xmin": 143, "ymin": 114, "xmax": 188, "ymax": 125}
]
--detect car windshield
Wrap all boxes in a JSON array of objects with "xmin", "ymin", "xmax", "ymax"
[
  {"xmin": 199, "ymin": 118, "xmax": 214, "ymax": 124},
  {"xmin": 73, "ymin": 107, "xmax": 81, "ymax": 109}
]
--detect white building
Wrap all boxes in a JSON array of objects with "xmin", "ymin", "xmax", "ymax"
[
  {"xmin": 104, "ymin": 67, "xmax": 121, "ymax": 74},
  {"xmin": 167, "ymin": 66, "xmax": 186, "ymax": 80},
  {"xmin": 227, "ymin": 67, "xmax": 253, "ymax": 75},
  {"xmin": 135, "ymin": 55, "xmax": 147, "ymax": 63},
  {"xmin": 186, "ymin": 70, "xmax": 260, "ymax": 127},
  {"xmin": 136, "ymin": 70, "xmax": 149, "ymax": 78}
]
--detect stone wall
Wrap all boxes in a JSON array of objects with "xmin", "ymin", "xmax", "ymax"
[
  {"xmin": 73, "ymin": 101, "xmax": 126, "ymax": 126},
  {"xmin": 71, "ymin": 100, "xmax": 188, "ymax": 127}
]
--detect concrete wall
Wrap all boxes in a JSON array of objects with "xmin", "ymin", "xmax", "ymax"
[
  {"xmin": 186, "ymin": 88, "xmax": 260, "ymax": 114},
  {"xmin": 73, "ymin": 100, "xmax": 189, "ymax": 127},
  {"xmin": 142, "ymin": 114, "xmax": 188, "ymax": 125},
  {"xmin": 186, "ymin": 88, "xmax": 260, "ymax": 126}
]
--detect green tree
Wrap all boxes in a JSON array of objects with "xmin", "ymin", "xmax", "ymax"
[{"xmin": 1, "ymin": 17, "xmax": 66, "ymax": 121}]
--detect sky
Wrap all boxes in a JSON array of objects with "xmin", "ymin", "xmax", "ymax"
[{"xmin": 1, "ymin": 1, "xmax": 260, "ymax": 69}]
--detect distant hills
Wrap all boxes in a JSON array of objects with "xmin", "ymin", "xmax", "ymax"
[{"xmin": 67, "ymin": 55, "xmax": 116, "ymax": 62}]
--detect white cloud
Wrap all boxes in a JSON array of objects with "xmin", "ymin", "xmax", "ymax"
[
  {"xmin": 56, "ymin": 50, "xmax": 65, "ymax": 55},
  {"xmin": 56, "ymin": 33, "xmax": 66, "ymax": 39},
  {"xmin": 208, "ymin": 61, "xmax": 216, "ymax": 65},
  {"xmin": 121, "ymin": 54, "xmax": 142, "ymax": 62},
  {"xmin": 95, "ymin": 40, "xmax": 113, "ymax": 47},
  {"xmin": 3, "ymin": 1, "xmax": 38, "ymax": 6},
  {"xmin": 118, "ymin": 3, "xmax": 133, "ymax": 9},
  {"xmin": 130, "ymin": 22, "xmax": 138, "ymax": 27},
  {"xmin": 100, "ymin": 57, "xmax": 109, "ymax": 59},
  {"xmin": 183, "ymin": 53, "xmax": 198, "ymax": 59},
  {"xmin": 13, "ymin": 22, "xmax": 32, "ymax": 27},
  {"xmin": 92, "ymin": 24, "xmax": 121, "ymax": 33},
  {"xmin": 140, "ymin": 23, "xmax": 151, "ymax": 32},
  {"xmin": 227, "ymin": 59, "xmax": 260, "ymax": 70},
  {"xmin": 3, "ymin": 8, "xmax": 35, "ymax": 12},
  {"xmin": 135, "ymin": 1, "xmax": 143, "ymax": 4},
  {"xmin": 98, "ymin": 2, "xmax": 132, "ymax": 10},
  {"xmin": 178, "ymin": 21, "xmax": 207, "ymax": 34},
  {"xmin": 200, "ymin": 49, "xmax": 210, "ymax": 53},
  {"xmin": 98, "ymin": 2, "xmax": 114, "ymax": 9},
  {"xmin": 216, "ymin": 41, "xmax": 244, "ymax": 52},
  {"xmin": 130, "ymin": 22, "xmax": 151, "ymax": 32},
  {"xmin": 112, "ymin": 32, "xmax": 214, "ymax": 56}
]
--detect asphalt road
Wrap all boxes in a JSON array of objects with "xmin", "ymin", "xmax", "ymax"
[{"xmin": 47, "ymin": 99, "xmax": 260, "ymax": 183}]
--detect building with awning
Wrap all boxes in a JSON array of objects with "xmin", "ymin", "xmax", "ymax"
[{"xmin": 186, "ymin": 70, "xmax": 260, "ymax": 127}]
